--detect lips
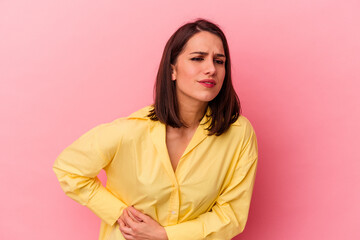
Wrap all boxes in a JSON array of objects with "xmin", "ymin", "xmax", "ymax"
[
  {"xmin": 198, "ymin": 79, "xmax": 216, "ymax": 85},
  {"xmin": 198, "ymin": 79, "xmax": 216, "ymax": 88}
]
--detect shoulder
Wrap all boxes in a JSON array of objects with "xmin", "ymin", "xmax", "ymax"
[
  {"xmin": 88, "ymin": 105, "xmax": 153, "ymax": 135},
  {"xmin": 224, "ymin": 115, "xmax": 258, "ymax": 163},
  {"xmin": 126, "ymin": 105, "xmax": 153, "ymax": 120},
  {"xmin": 231, "ymin": 115, "xmax": 256, "ymax": 133},
  {"xmin": 102, "ymin": 105, "xmax": 153, "ymax": 132},
  {"xmin": 221, "ymin": 114, "xmax": 257, "ymax": 145}
]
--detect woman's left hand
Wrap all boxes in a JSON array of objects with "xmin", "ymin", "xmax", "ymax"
[{"xmin": 118, "ymin": 206, "xmax": 168, "ymax": 240}]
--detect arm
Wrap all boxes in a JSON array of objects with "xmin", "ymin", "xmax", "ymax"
[
  {"xmin": 52, "ymin": 121, "xmax": 127, "ymax": 226},
  {"xmin": 164, "ymin": 124, "xmax": 259, "ymax": 240}
]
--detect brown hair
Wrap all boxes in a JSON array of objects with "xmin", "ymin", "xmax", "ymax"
[{"xmin": 147, "ymin": 18, "xmax": 241, "ymax": 136}]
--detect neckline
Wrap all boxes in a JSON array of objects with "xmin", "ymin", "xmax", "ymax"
[{"xmin": 149, "ymin": 106, "xmax": 212, "ymax": 179}]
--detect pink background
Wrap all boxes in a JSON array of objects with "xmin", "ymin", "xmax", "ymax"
[{"xmin": 1, "ymin": 0, "xmax": 359, "ymax": 239}]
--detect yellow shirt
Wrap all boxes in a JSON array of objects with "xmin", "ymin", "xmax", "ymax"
[{"xmin": 53, "ymin": 105, "xmax": 258, "ymax": 240}]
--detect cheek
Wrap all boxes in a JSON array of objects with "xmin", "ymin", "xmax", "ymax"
[
  {"xmin": 178, "ymin": 63, "xmax": 198, "ymax": 78},
  {"xmin": 217, "ymin": 70, "xmax": 226, "ymax": 87},
  {"xmin": 219, "ymin": 66, "xmax": 226, "ymax": 77},
  {"xmin": 215, "ymin": 71, "xmax": 224, "ymax": 86}
]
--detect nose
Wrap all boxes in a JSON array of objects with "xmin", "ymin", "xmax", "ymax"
[{"xmin": 204, "ymin": 58, "xmax": 216, "ymax": 76}]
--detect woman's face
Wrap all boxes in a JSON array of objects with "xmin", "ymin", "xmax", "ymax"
[{"xmin": 171, "ymin": 31, "xmax": 226, "ymax": 106}]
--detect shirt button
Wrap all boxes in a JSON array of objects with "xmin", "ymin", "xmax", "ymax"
[{"xmin": 171, "ymin": 211, "xmax": 176, "ymax": 215}]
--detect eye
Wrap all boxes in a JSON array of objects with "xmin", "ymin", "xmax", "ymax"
[
  {"xmin": 190, "ymin": 57, "xmax": 225, "ymax": 65},
  {"xmin": 191, "ymin": 57, "xmax": 204, "ymax": 61},
  {"xmin": 214, "ymin": 59, "xmax": 224, "ymax": 65}
]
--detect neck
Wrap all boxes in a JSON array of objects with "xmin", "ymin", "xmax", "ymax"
[{"xmin": 178, "ymin": 101, "xmax": 208, "ymax": 128}]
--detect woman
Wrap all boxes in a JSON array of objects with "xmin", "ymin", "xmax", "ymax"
[{"xmin": 53, "ymin": 18, "xmax": 258, "ymax": 240}]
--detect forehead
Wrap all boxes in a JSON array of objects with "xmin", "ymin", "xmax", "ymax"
[{"xmin": 182, "ymin": 31, "xmax": 225, "ymax": 54}]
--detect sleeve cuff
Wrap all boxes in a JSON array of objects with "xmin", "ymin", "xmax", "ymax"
[
  {"xmin": 164, "ymin": 220, "xmax": 203, "ymax": 240},
  {"xmin": 87, "ymin": 184, "xmax": 127, "ymax": 226}
]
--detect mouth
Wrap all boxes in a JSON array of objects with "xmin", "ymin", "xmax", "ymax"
[{"xmin": 198, "ymin": 79, "xmax": 216, "ymax": 88}]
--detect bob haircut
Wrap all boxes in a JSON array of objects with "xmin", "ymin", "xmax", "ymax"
[{"xmin": 147, "ymin": 18, "xmax": 241, "ymax": 136}]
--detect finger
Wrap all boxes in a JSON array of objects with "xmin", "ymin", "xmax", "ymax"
[
  {"xmin": 123, "ymin": 208, "xmax": 138, "ymax": 229},
  {"xmin": 120, "ymin": 227, "xmax": 134, "ymax": 240},
  {"xmin": 119, "ymin": 218, "xmax": 129, "ymax": 230},
  {"xmin": 127, "ymin": 208, "xmax": 143, "ymax": 223},
  {"xmin": 118, "ymin": 218, "xmax": 134, "ymax": 238},
  {"xmin": 127, "ymin": 206, "xmax": 148, "ymax": 222},
  {"xmin": 121, "ymin": 232, "xmax": 133, "ymax": 240},
  {"xmin": 119, "ymin": 214, "xmax": 126, "ymax": 227},
  {"xmin": 120, "ymin": 213, "xmax": 130, "ymax": 227}
]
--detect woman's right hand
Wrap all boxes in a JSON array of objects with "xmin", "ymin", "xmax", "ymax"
[{"xmin": 117, "ymin": 206, "xmax": 168, "ymax": 240}]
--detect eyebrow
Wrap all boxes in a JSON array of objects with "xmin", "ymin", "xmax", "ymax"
[{"xmin": 189, "ymin": 51, "xmax": 226, "ymax": 58}]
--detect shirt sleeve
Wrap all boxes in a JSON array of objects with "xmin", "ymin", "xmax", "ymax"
[
  {"xmin": 164, "ymin": 122, "xmax": 259, "ymax": 240},
  {"xmin": 52, "ymin": 121, "xmax": 127, "ymax": 226}
]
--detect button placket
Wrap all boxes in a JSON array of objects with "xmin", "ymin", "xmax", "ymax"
[{"xmin": 167, "ymin": 184, "xmax": 180, "ymax": 225}]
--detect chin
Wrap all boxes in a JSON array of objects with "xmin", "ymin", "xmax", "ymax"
[{"xmin": 197, "ymin": 94, "xmax": 218, "ymax": 103}]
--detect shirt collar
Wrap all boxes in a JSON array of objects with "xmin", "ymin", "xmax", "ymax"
[{"xmin": 127, "ymin": 104, "xmax": 240, "ymax": 128}]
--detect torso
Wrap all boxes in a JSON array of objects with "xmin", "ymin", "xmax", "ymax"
[{"xmin": 165, "ymin": 125, "xmax": 197, "ymax": 172}]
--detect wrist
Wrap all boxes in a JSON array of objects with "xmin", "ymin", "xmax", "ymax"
[{"xmin": 159, "ymin": 226, "xmax": 168, "ymax": 240}]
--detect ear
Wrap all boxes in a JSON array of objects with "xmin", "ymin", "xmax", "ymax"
[{"xmin": 171, "ymin": 64, "xmax": 177, "ymax": 81}]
